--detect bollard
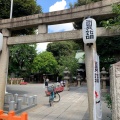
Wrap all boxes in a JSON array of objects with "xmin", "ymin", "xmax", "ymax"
[
  {"xmin": 9, "ymin": 101, "xmax": 15, "ymax": 111},
  {"xmin": 31, "ymin": 96, "xmax": 34, "ymax": 104},
  {"xmin": 33, "ymin": 95, "xmax": 37, "ymax": 105},
  {"xmin": 23, "ymin": 94, "xmax": 27, "ymax": 104},
  {"xmin": 5, "ymin": 93, "xmax": 14, "ymax": 104},
  {"xmin": 8, "ymin": 95, "xmax": 11, "ymax": 103},
  {"xmin": 14, "ymin": 94, "xmax": 18, "ymax": 103},
  {"xmin": 5, "ymin": 94, "xmax": 10, "ymax": 104},
  {"xmin": 17, "ymin": 99, "xmax": 22, "ymax": 110},
  {"xmin": 28, "ymin": 96, "xmax": 33, "ymax": 106}
]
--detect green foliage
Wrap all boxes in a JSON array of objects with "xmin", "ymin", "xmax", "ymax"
[
  {"xmin": 98, "ymin": 3, "xmax": 120, "ymax": 69},
  {"xmin": 58, "ymin": 54, "xmax": 79, "ymax": 77},
  {"xmin": 47, "ymin": 41, "xmax": 80, "ymax": 60},
  {"xmin": 0, "ymin": 0, "xmax": 42, "ymax": 35},
  {"xmin": 104, "ymin": 94, "xmax": 112, "ymax": 110},
  {"xmin": 100, "ymin": 19, "xmax": 114, "ymax": 29},
  {"xmin": 47, "ymin": 41, "xmax": 80, "ymax": 77},
  {"xmin": 70, "ymin": 0, "xmax": 101, "ymax": 8},
  {"xmin": 0, "ymin": 0, "xmax": 43, "ymax": 78},
  {"xmin": 70, "ymin": 0, "xmax": 102, "ymax": 29},
  {"xmin": 0, "ymin": 0, "xmax": 42, "ymax": 19},
  {"xmin": 112, "ymin": 3, "xmax": 120, "ymax": 14},
  {"xmin": 101, "ymin": 4, "xmax": 120, "ymax": 28},
  {"xmin": 71, "ymin": 0, "xmax": 120, "ymax": 69},
  {"xmin": 9, "ymin": 44, "xmax": 37, "ymax": 77},
  {"xmin": 32, "ymin": 51, "xmax": 58, "ymax": 74},
  {"xmin": 97, "ymin": 36, "xmax": 120, "ymax": 70}
]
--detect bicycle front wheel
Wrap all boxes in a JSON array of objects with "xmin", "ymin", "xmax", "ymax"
[{"xmin": 54, "ymin": 93, "xmax": 60, "ymax": 102}]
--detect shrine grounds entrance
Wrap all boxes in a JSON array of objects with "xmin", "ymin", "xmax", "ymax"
[{"xmin": 0, "ymin": 0, "xmax": 120, "ymax": 120}]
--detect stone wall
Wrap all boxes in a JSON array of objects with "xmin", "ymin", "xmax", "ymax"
[{"xmin": 110, "ymin": 62, "xmax": 120, "ymax": 120}]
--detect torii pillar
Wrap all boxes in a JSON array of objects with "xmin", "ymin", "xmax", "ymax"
[
  {"xmin": 0, "ymin": 29, "xmax": 10, "ymax": 109},
  {"xmin": 84, "ymin": 43, "xmax": 96, "ymax": 120}
]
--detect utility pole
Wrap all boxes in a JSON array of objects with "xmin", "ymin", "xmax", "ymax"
[{"xmin": 10, "ymin": 0, "xmax": 13, "ymax": 19}]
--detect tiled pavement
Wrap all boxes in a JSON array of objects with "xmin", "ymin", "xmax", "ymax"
[{"xmin": 7, "ymin": 84, "xmax": 111, "ymax": 120}]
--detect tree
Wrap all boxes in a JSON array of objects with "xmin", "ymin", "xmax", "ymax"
[
  {"xmin": 9, "ymin": 44, "xmax": 37, "ymax": 77},
  {"xmin": 0, "ymin": 0, "xmax": 43, "ymax": 77},
  {"xmin": 97, "ymin": 3, "xmax": 120, "ymax": 70},
  {"xmin": 58, "ymin": 54, "xmax": 79, "ymax": 77},
  {"xmin": 32, "ymin": 51, "xmax": 58, "ymax": 74},
  {"xmin": 47, "ymin": 41, "xmax": 80, "ymax": 77},
  {"xmin": 0, "ymin": 0, "xmax": 42, "ymax": 19},
  {"xmin": 0, "ymin": 0, "xmax": 42, "ymax": 35},
  {"xmin": 47, "ymin": 41, "xmax": 80, "ymax": 60},
  {"xmin": 97, "ymin": 36, "xmax": 120, "ymax": 69},
  {"xmin": 70, "ymin": 0, "xmax": 102, "ymax": 29},
  {"xmin": 101, "ymin": 4, "xmax": 120, "ymax": 28},
  {"xmin": 71, "ymin": 0, "xmax": 120, "ymax": 70},
  {"xmin": 72, "ymin": 0, "xmax": 101, "ymax": 8}
]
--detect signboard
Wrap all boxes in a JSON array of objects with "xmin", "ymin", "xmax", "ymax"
[
  {"xmin": 93, "ymin": 50, "xmax": 102, "ymax": 120},
  {"xmin": 82, "ymin": 18, "xmax": 97, "ymax": 44},
  {"xmin": 0, "ymin": 33, "xmax": 3, "ymax": 51}
]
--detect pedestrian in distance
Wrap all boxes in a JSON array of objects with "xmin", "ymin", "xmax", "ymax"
[{"xmin": 45, "ymin": 77, "xmax": 49, "ymax": 88}]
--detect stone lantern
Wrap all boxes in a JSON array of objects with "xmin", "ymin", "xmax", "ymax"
[
  {"xmin": 63, "ymin": 67, "xmax": 70, "ymax": 91},
  {"xmin": 100, "ymin": 67, "xmax": 109, "ymax": 92},
  {"xmin": 77, "ymin": 73, "xmax": 82, "ymax": 87}
]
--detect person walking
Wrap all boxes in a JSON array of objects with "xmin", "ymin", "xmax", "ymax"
[{"xmin": 45, "ymin": 77, "xmax": 49, "ymax": 88}]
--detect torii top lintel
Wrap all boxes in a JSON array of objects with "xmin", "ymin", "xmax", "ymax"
[{"xmin": 0, "ymin": 0, "xmax": 120, "ymax": 30}]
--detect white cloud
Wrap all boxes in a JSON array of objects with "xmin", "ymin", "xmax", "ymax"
[
  {"xmin": 36, "ymin": 42, "xmax": 50, "ymax": 53},
  {"xmin": 48, "ymin": 23, "xmax": 74, "ymax": 33},
  {"xmin": 49, "ymin": 0, "xmax": 74, "ymax": 33},
  {"xmin": 49, "ymin": 0, "xmax": 67, "ymax": 12},
  {"xmin": 37, "ymin": 0, "xmax": 74, "ymax": 53}
]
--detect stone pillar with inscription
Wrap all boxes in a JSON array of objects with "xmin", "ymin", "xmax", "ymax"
[{"xmin": 110, "ymin": 61, "xmax": 120, "ymax": 120}]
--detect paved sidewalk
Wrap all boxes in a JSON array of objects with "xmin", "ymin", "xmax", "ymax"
[
  {"xmin": 7, "ymin": 84, "xmax": 111, "ymax": 119},
  {"xmin": 22, "ymin": 85, "xmax": 111, "ymax": 120},
  {"xmin": 27, "ymin": 87, "xmax": 88, "ymax": 120}
]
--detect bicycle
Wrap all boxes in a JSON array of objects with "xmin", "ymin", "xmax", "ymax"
[{"xmin": 47, "ymin": 85, "xmax": 60, "ymax": 106}]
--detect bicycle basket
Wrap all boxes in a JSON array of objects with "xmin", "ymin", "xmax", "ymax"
[{"xmin": 47, "ymin": 86, "xmax": 54, "ymax": 92}]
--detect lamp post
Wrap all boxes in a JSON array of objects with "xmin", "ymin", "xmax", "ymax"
[
  {"xmin": 10, "ymin": 0, "xmax": 13, "ymax": 19},
  {"xmin": 82, "ymin": 17, "xmax": 97, "ymax": 120}
]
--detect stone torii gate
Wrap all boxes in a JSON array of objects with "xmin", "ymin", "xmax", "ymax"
[{"xmin": 0, "ymin": 0, "xmax": 120, "ymax": 120}]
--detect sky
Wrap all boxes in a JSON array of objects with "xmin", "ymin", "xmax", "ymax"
[{"xmin": 36, "ymin": 0, "xmax": 77, "ymax": 53}]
